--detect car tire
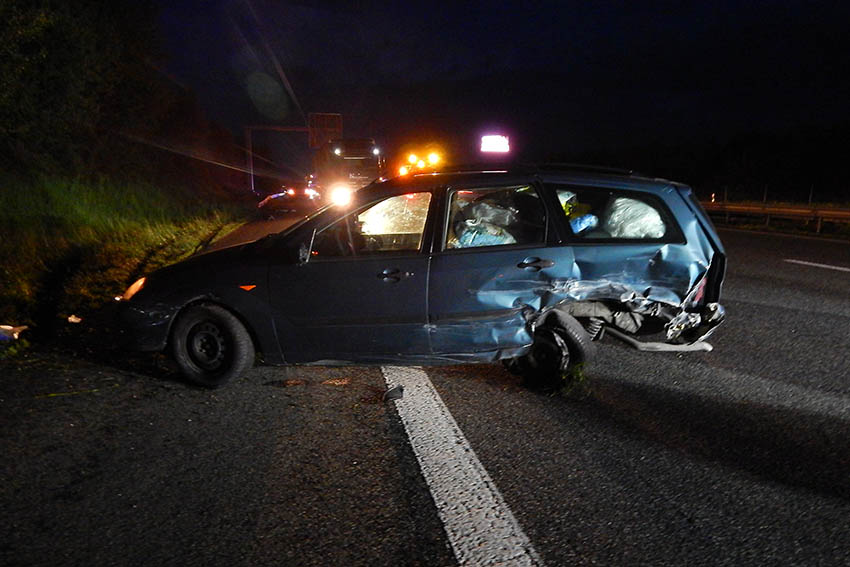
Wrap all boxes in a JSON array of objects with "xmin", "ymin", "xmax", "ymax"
[
  {"xmin": 170, "ymin": 304, "xmax": 255, "ymax": 388},
  {"xmin": 512, "ymin": 311, "xmax": 595, "ymax": 387}
]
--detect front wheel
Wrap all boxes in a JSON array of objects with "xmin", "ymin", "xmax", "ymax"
[{"xmin": 170, "ymin": 304, "xmax": 255, "ymax": 388}]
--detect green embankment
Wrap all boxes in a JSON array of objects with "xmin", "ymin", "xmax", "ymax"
[{"xmin": 0, "ymin": 176, "xmax": 243, "ymax": 334}]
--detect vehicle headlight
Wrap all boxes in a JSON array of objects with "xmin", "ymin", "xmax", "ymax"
[
  {"xmin": 120, "ymin": 277, "xmax": 146, "ymax": 301},
  {"xmin": 329, "ymin": 183, "xmax": 353, "ymax": 206}
]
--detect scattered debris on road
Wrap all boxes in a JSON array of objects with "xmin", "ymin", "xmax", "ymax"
[
  {"xmin": 0, "ymin": 324, "xmax": 28, "ymax": 341},
  {"xmin": 382, "ymin": 384, "xmax": 404, "ymax": 402}
]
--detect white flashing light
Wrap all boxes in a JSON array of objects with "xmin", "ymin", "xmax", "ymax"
[
  {"xmin": 333, "ymin": 147, "xmax": 342, "ymax": 156},
  {"xmin": 372, "ymin": 147, "xmax": 380, "ymax": 155},
  {"xmin": 480, "ymin": 135, "xmax": 510, "ymax": 153}
]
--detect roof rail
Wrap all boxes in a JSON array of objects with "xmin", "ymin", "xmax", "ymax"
[
  {"xmin": 530, "ymin": 162, "xmax": 636, "ymax": 176},
  {"xmin": 409, "ymin": 162, "xmax": 639, "ymax": 177},
  {"xmin": 420, "ymin": 162, "xmax": 520, "ymax": 173}
]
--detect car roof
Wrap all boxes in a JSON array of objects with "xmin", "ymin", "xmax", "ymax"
[
  {"xmin": 367, "ymin": 163, "xmax": 687, "ymax": 197},
  {"xmin": 280, "ymin": 162, "xmax": 693, "ymax": 245}
]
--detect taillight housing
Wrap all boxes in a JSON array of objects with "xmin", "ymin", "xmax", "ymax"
[{"xmin": 690, "ymin": 277, "xmax": 707, "ymax": 306}]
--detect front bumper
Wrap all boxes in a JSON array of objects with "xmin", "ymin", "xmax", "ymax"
[{"xmin": 115, "ymin": 300, "xmax": 175, "ymax": 351}]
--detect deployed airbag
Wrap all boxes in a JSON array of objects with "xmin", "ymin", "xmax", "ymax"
[{"xmin": 604, "ymin": 197, "xmax": 666, "ymax": 239}]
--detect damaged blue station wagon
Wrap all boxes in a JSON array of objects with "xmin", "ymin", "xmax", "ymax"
[{"xmin": 117, "ymin": 164, "xmax": 726, "ymax": 387}]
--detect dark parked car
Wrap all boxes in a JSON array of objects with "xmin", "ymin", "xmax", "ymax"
[
  {"xmin": 118, "ymin": 164, "xmax": 726, "ymax": 387},
  {"xmin": 257, "ymin": 181, "xmax": 322, "ymax": 214}
]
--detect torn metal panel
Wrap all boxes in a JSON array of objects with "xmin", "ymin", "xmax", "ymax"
[
  {"xmin": 666, "ymin": 301, "xmax": 726, "ymax": 343},
  {"xmin": 430, "ymin": 236, "xmax": 723, "ymax": 353}
]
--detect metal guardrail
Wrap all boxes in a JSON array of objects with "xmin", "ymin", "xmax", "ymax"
[{"xmin": 701, "ymin": 202, "xmax": 850, "ymax": 233}]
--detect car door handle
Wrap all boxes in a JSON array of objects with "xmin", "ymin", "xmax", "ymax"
[
  {"xmin": 377, "ymin": 268, "xmax": 413, "ymax": 283},
  {"xmin": 517, "ymin": 257, "xmax": 555, "ymax": 271}
]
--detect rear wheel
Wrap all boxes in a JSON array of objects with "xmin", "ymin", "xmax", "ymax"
[
  {"xmin": 170, "ymin": 304, "xmax": 255, "ymax": 388},
  {"xmin": 507, "ymin": 311, "xmax": 595, "ymax": 388}
]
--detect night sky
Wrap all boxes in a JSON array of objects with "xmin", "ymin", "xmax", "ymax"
[{"xmin": 158, "ymin": 1, "xmax": 850, "ymax": 178}]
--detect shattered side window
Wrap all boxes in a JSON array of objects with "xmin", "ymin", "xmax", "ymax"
[
  {"xmin": 553, "ymin": 186, "xmax": 669, "ymax": 240},
  {"xmin": 311, "ymin": 192, "xmax": 432, "ymax": 259},
  {"xmin": 445, "ymin": 185, "xmax": 546, "ymax": 249}
]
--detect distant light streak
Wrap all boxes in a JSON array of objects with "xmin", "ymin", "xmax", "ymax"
[{"xmin": 120, "ymin": 133, "xmax": 300, "ymax": 178}]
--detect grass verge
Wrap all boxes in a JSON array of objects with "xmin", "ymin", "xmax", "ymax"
[{"xmin": 0, "ymin": 175, "xmax": 244, "ymax": 340}]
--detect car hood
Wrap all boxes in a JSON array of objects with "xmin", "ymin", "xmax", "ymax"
[{"xmin": 135, "ymin": 243, "xmax": 265, "ymax": 301}]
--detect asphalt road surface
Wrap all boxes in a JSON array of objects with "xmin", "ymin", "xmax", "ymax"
[{"xmin": 2, "ymin": 228, "xmax": 849, "ymax": 566}]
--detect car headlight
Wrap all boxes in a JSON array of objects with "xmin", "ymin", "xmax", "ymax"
[
  {"xmin": 329, "ymin": 183, "xmax": 353, "ymax": 206},
  {"xmin": 120, "ymin": 277, "xmax": 146, "ymax": 301}
]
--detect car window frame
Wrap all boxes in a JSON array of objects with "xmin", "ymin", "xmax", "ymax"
[
  {"xmin": 545, "ymin": 183, "xmax": 687, "ymax": 245},
  {"xmin": 437, "ymin": 181, "xmax": 552, "ymax": 254},
  {"xmin": 306, "ymin": 189, "xmax": 438, "ymax": 263}
]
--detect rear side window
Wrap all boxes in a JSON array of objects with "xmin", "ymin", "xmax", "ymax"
[
  {"xmin": 550, "ymin": 185, "xmax": 680, "ymax": 242},
  {"xmin": 445, "ymin": 185, "xmax": 546, "ymax": 249}
]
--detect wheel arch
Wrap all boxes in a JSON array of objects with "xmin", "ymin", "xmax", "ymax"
[
  {"xmin": 533, "ymin": 305, "xmax": 596, "ymax": 366},
  {"xmin": 167, "ymin": 296, "xmax": 279, "ymax": 363}
]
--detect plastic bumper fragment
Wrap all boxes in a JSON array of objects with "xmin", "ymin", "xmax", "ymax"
[{"xmin": 665, "ymin": 302, "xmax": 726, "ymax": 343}]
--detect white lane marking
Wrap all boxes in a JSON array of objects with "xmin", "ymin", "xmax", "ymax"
[
  {"xmin": 381, "ymin": 366, "xmax": 543, "ymax": 567},
  {"xmin": 784, "ymin": 259, "xmax": 850, "ymax": 273}
]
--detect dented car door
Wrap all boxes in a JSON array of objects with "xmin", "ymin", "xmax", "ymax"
[{"xmin": 427, "ymin": 182, "xmax": 567, "ymax": 358}]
